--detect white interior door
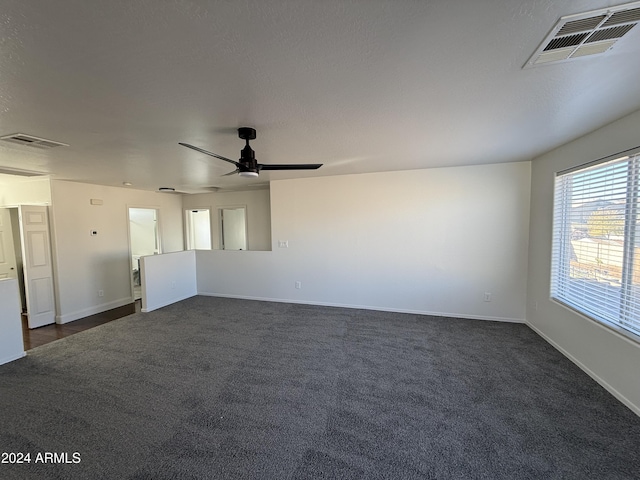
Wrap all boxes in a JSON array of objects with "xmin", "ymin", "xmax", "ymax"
[
  {"xmin": 0, "ymin": 209, "xmax": 18, "ymax": 280},
  {"xmin": 19, "ymin": 205, "xmax": 55, "ymax": 328}
]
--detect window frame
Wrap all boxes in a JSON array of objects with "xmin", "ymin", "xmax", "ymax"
[{"xmin": 550, "ymin": 146, "xmax": 640, "ymax": 343}]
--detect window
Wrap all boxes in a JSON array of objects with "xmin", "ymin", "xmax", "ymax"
[{"xmin": 551, "ymin": 148, "xmax": 640, "ymax": 339}]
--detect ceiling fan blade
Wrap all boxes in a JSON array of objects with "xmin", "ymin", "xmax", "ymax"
[
  {"xmin": 178, "ymin": 142, "xmax": 240, "ymax": 167},
  {"xmin": 259, "ymin": 163, "xmax": 323, "ymax": 171},
  {"xmin": 222, "ymin": 169, "xmax": 240, "ymax": 176}
]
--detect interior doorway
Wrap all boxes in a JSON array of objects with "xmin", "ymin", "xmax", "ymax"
[
  {"xmin": 0, "ymin": 208, "xmax": 21, "ymax": 302},
  {"xmin": 185, "ymin": 209, "xmax": 212, "ymax": 250},
  {"xmin": 0, "ymin": 206, "xmax": 56, "ymax": 328},
  {"xmin": 128, "ymin": 208, "xmax": 161, "ymax": 300},
  {"xmin": 219, "ymin": 206, "xmax": 247, "ymax": 250}
]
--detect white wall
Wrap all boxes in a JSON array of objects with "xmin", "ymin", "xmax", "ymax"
[
  {"xmin": 0, "ymin": 278, "xmax": 25, "ymax": 365},
  {"xmin": 182, "ymin": 188, "xmax": 271, "ymax": 251},
  {"xmin": 527, "ymin": 108, "xmax": 640, "ymax": 415},
  {"xmin": 49, "ymin": 181, "xmax": 184, "ymax": 323},
  {"xmin": 140, "ymin": 250, "xmax": 197, "ymax": 312},
  {"xmin": 197, "ymin": 162, "xmax": 531, "ymax": 321},
  {"xmin": 0, "ymin": 176, "xmax": 51, "ymax": 207}
]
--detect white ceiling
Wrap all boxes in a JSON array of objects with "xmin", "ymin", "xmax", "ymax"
[{"xmin": 1, "ymin": 0, "xmax": 640, "ymax": 193}]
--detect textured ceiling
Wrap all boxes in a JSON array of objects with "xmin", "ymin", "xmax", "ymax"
[{"xmin": 1, "ymin": 0, "xmax": 640, "ymax": 193}]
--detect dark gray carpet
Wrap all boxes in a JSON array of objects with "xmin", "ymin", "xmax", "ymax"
[{"xmin": 1, "ymin": 296, "xmax": 639, "ymax": 479}]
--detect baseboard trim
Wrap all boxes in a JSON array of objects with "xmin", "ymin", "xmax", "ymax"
[
  {"xmin": 0, "ymin": 351, "xmax": 26, "ymax": 366},
  {"xmin": 56, "ymin": 297, "xmax": 133, "ymax": 324},
  {"xmin": 526, "ymin": 321, "xmax": 640, "ymax": 417},
  {"xmin": 197, "ymin": 292, "xmax": 525, "ymax": 323},
  {"xmin": 142, "ymin": 293, "xmax": 197, "ymax": 313}
]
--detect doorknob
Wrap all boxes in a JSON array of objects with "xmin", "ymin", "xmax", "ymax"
[{"xmin": 10, "ymin": 267, "xmax": 14, "ymax": 270}]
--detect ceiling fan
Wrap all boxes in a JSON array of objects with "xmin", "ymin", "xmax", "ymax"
[{"xmin": 179, "ymin": 127, "xmax": 322, "ymax": 178}]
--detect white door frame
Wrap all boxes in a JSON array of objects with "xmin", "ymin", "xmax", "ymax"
[
  {"xmin": 0, "ymin": 208, "xmax": 18, "ymax": 281},
  {"xmin": 185, "ymin": 207, "xmax": 212, "ymax": 250},
  {"xmin": 218, "ymin": 205, "xmax": 248, "ymax": 251},
  {"xmin": 126, "ymin": 206, "xmax": 162, "ymax": 300}
]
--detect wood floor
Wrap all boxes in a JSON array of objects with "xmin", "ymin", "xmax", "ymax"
[{"xmin": 22, "ymin": 302, "xmax": 139, "ymax": 351}]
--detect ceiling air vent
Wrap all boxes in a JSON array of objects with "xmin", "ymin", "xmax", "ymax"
[
  {"xmin": 525, "ymin": 1, "xmax": 640, "ymax": 67},
  {"xmin": 0, "ymin": 133, "xmax": 69, "ymax": 149},
  {"xmin": 0, "ymin": 166, "xmax": 47, "ymax": 177}
]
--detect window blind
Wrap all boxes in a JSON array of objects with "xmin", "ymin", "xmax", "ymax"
[{"xmin": 551, "ymin": 150, "xmax": 640, "ymax": 339}]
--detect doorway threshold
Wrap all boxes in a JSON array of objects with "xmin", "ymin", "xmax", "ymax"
[{"xmin": 22, "ymin": 302, "xmax": 139, "ymax": 351}]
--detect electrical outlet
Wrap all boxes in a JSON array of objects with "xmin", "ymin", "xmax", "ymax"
[
  {"xmin": 278, "ymin": 240, "xmax": 289, "ymax": 248},
  {"xmin": 171, "ymin": 281, "xmax": 176, "ymax": 289},
  {"xmin": 483, "ymin": 292, "xmax": 491, "ymax": 302},
  {"xmin": 98, "ymin": 290, "xmax": 104, "ymax": 297},
  {"xmin": 295, "ymin": 281, "xmax": 301, "ymax": 289}
]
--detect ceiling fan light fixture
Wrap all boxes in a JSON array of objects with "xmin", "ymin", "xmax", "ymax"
[{"xmin": 178, "ymin": 127, "xmax": 322, "ymax": 179}]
